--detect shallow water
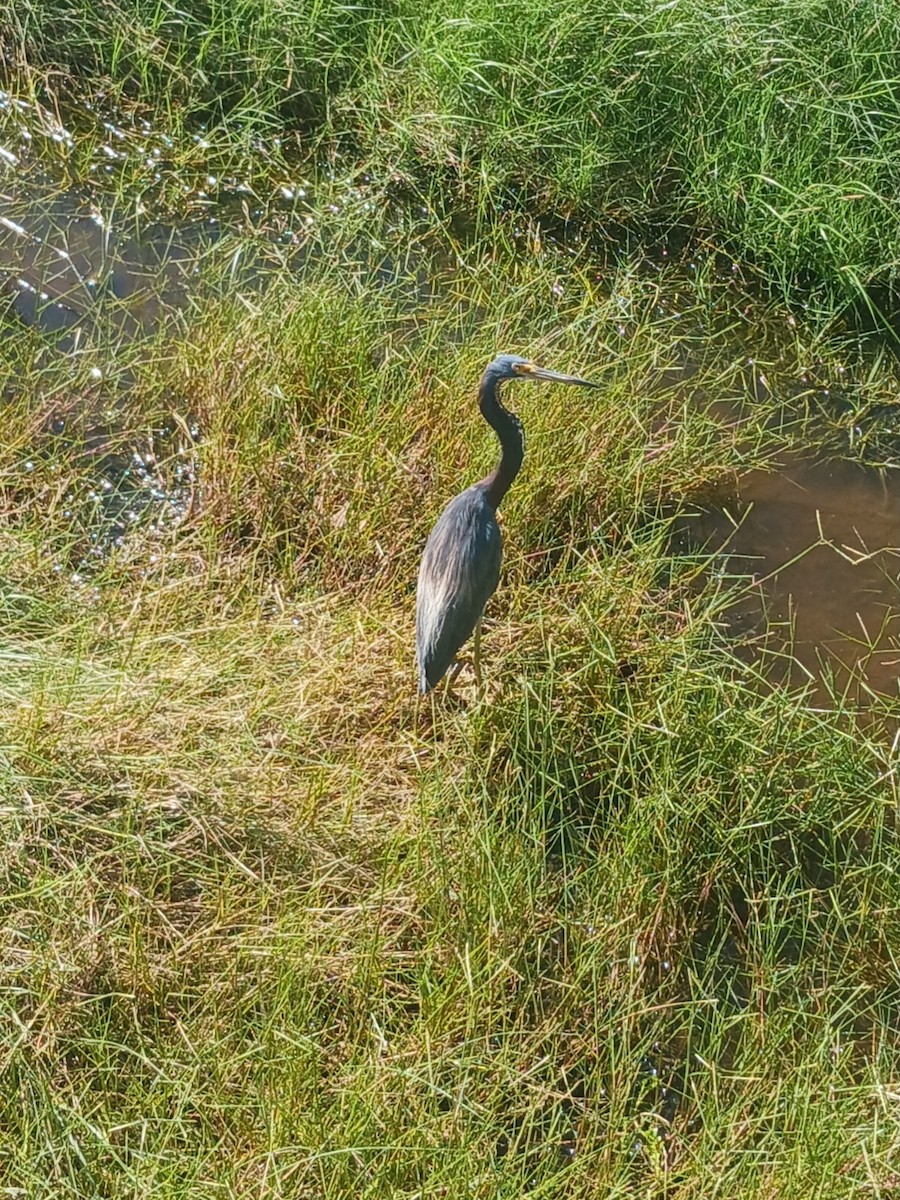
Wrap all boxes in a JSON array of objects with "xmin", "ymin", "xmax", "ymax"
[
  {"xmin": 1, "ymin": 194, "xmax": 214, "ymax": 339},
  {"xmin": 680, "ymin": 456, "xmax": 900, "ymax": 700}
]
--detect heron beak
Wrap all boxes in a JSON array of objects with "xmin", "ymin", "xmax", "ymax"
[{"xmin": 514, "ymin": 362, "xmax": 600, "ymax": 388}]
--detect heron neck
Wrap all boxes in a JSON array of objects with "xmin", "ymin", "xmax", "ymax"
[{"xmin": 477, "ymin": 372, "xmax": 524, "ymax": 509}]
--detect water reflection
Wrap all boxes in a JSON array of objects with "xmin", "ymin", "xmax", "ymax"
[
  {"xmin": 681, "ymin": 456, "xmax": 900, "ymax": 700},
  {"xmin": 0, "ymin": 190, "xmax": 219, "ymax": 340}
]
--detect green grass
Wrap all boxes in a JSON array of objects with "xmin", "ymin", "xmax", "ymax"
[
  {"xmin": 4, "ymin": 13, "xmax": 900, "ymax": 1194},
  {"xmin": 3, "ymin": 180, "xmax": 900, "ymax": 1194},
  {"xmin": 8, "ymin": 0, "xmax": 900, "ymax": 320},
  {"xmin": 2, "ymin": 557, "xmax": 899, "ymax": 1196}
]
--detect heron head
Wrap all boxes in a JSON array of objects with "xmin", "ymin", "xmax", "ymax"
[{"xmin": 486, "ymin": 353, "xmax": 599, "ymax": 388}]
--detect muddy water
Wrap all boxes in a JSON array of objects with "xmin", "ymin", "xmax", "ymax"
[
  {"xmin": 3, "ymin": 207, "xmax": 200, "ymax": 333},
  {"xmin": 680, "ymin": 457, "xmax": 900, "ymax": 700},
  {"xmin": 0, "ymin": 190, "xmax": 223, "ymax": 341}
]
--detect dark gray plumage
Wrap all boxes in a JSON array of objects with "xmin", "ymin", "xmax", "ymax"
[
  {"xmin": 416, "ymin": 353, "xmax": 599, "ymax": 694},
  {"xmin": 416, "ymin": 485, "xmax": 502, "ymax": 692}
]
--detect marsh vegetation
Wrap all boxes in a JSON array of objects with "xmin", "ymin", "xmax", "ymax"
[{"xmin": 2, "ymin": 4, "xmax": 900, "ymax": 1195}]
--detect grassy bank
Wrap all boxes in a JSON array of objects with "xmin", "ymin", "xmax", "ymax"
[
  {"xmin": 4, "ymin": 8, "xmax": 900, "ymax": 1194},
  {"xmin": 8, "ymin": 0, "xmax": 900, "ymax": 320},
  {"xmin": 2, "ymin": 180, "xmax": 900, "ymax": 1194},
  {"xmin": 2, "ymin": 517, "xmax": 899, "ymax": 1197}
]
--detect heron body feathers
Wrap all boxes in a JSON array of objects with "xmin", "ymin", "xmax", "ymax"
[{"xmin": 415, "ymin": 486, "xmax": 502, "ymax": 693}]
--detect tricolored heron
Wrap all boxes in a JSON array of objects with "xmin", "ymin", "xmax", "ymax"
[{"xmin": 416, "ymin": 353, "xmax": 599, "ymax": 694}]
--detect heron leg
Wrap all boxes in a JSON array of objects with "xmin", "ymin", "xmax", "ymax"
[{"xmin": 473, "ymin": 615, "xmax": 483, "ymax": 690}]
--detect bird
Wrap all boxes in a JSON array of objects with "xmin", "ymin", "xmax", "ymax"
[{"xmin": 416, "ymin": 353, "xmax": 599, "ymax": 694}]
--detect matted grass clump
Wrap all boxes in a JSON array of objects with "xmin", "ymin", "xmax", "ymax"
[{"xmin": 2, "ymin": 525, "xmax": 899, "ymax": 1196}]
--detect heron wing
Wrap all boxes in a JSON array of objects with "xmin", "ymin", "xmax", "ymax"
[{"xmin": 416, "ymin": 487, "xmax": 502, "ymax": 691}]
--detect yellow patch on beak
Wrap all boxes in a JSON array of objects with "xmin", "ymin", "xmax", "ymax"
[{"xmin": 512, "ymin": 361, "xmax": 537, "ymax": 375}]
